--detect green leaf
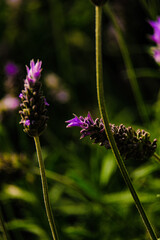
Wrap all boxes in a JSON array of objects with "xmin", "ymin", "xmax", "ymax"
[
  {"xmin": 0, "ymin": 184, "xmax": 37, "ymax": 204},
  {"xmin": 131, "ymin": 163, "xmax": 158, "ymax": 180},
  {"xmin": 100, "ymin": 152, "xmax": 117, "ymax": 186},
  {"xmin": 7, "ymin": 219, "xmax": 49, "ymax": 240},
  {"xmin": 70, "ymin": 173, "xmax": 101, "ymax": 200},
  {"xmin": 102, "ymin": 191, "xmax": 156, "ymax": 204}
]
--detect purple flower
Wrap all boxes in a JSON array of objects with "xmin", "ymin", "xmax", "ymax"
[
  {"xmin": 148, "ymin": 17, "xmax": 160, "ymax": 63},
  {"xmin": 66, "ymin": 112, "xmax": 94, "ymax": 128},
  {"xmin": 149, "ymin": 17, "xmax": 160, "ymax": 45},
  {"xmin": 44, "ymin": 98, "xmax": 49, "ymax": 106},
  {"xmin": 66, "ymin": 112, "xmax": 157, "ymax": 161},
  {"xmin": 66, "ymin": 112, "xmax": 105, "ymax": 141},
  {"xmin": 24, "ymin": 120, "xmax": 30, "ymax": 126},
  {"xmin": 19, "ymin": 59, "xmax": 49, "ymax": 137},
  {"xmin": 19, "ymin": 93, "xmax": 23, "ymax": 99},
  {"xmin": 26, "ymin": 59, "xmax": 42, "ymax": 83},
  {"xmin": 5, "ymin": 62, "xmax": 19, "ymax": 76}
]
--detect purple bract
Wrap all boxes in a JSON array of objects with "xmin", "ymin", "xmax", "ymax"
[
  {"xmin": 26, "ymin": 59, "xmax": 42, "ymax": 83},
  {"xmin": 24, "ymin": 120, "xmax": 30, "ymax": 126},
  {"xmin": 66, "ymin": 112, "xmax": 94, "ymax": 129}
]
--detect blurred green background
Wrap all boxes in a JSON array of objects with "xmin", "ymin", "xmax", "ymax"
[{"xmin": 0, "ymin": 0, "xmax": 160, "ymax": 239}]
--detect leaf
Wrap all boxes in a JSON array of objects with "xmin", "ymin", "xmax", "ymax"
[
  {"xmin": 70, "ymin": 173, "xmax": 101, "ymax": 200},
  {"xmin": 100, "ymin": 152, "xmax": 117, "ymax": 186},
  {"xmin": 102, "ymin": 191, "xmax": 157, "ymax": 204},
  {"xmin": 131, "ymin": 164, "xmax": 158, "ymax": 180},
  {"xmin": 7, "ymin": 219, "xmax": 49, "ymax": 240},
  {"xmin": 63, "ymin": 225, "xmax": 92, "ymax": 239},
  {"xmin": 0, "ymin": 184, "xmax": 37, "ymax": 204}
]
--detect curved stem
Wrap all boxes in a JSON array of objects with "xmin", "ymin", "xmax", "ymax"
[
  {"xmin": 95, "ymin": 5, "xmax": 157, "ymax": 240},
  {"xmin": 34, "ymin": 136, "xmax": 59, "ymax": 240}
]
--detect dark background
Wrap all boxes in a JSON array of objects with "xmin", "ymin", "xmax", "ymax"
[{"xmin": 0, "ymin": 0, "xmax": 160, "ymax": 239}]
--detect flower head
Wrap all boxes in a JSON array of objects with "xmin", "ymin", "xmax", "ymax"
[
  {"xmin": 66, "ymin": 113, "xmax": 157, "ymax": 161},
  {"xmin": 19, "ymin": 59, "xmax": 49, "ymax": 137}
]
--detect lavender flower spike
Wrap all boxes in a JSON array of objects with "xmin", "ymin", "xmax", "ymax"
[
  {"xmin": 19, "ymin": 59, "xmax": 49, "ymax": 137},
  {"xmin": 66, "ymin": 112, "xmax": 157, "ymax": 161}
]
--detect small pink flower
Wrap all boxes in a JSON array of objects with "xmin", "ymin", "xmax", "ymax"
[{"xmin": 152, "ymin": 47, "xmax": 160, "ymax": 63}]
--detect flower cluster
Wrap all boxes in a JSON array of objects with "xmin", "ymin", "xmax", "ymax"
[
  {"xmin": 66, "ymin": 112, "xmax": 157, "ymax": 161},
  {"xmin": 149, "ymin": 17, "xmax": 160, "ymax": 64},
  {"xmin": 19, "ymin": 60, "xmax": 49, "ymax": 137}
]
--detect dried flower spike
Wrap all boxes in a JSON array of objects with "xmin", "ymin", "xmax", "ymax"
[
  {"xmin": 66, "ymin": 112, "xmax": 157, "ymax": 161},
  {"xmin": 19, "ymin": 59, "xmax": 49, "ymax": 137}
]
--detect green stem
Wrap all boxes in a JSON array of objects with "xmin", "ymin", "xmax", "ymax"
[
  {"xmin": 34, "ymin": 136, "xmax": 59, "ymax": 240},
  {"xmin": 153, "ymin": 152, "xmax": 160, "ymax": 163},
  {"xmin": 0, "ymin": 208, "xmax": 9, "ymax": 240},
  {"xmin": 104, "ymin": 4, "xmax": 149, "ymax": 124},
  {"xmin": 95, "ymin": 5, "xmax": 157, "ymax": 240}
]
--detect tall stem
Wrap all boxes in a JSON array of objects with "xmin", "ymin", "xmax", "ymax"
[
  {"xmin": 95, "ymin": 5, "xmax": 157, "ymax": 240},
  {"xmin": 34, "ymin": 136, "xmax": 59, "ymax": 240},
  {"xmin": 104, "ymin": 4, "xmax": 149, "ymax": 124}
]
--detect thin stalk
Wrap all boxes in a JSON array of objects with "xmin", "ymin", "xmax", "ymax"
[
  {"xmin": 153, "ymin": 152, "xmax": 160, "ymax": 163},
  {"xmin": 34, "ymin": 136, "xmax": 59, "ymax": 240},
  {"xmin": 0, "ymin": 209, "xmax": 9, "ymax": 240},
  {"xmin": 104, "ymin": 4, "xmax": 149, "ymax": 124},
  {"xmin": 95, "ymin": 5, "xmax": 157, "ymax": 240}
]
